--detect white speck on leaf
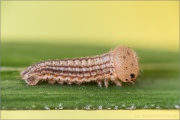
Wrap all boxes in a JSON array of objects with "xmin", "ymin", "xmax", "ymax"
[
  {"xmin": 121, "ymin": 104, "xmax": 126, "ymax": 108},
  {"xmin": 31, "ymin": 105, "xmax": 36, "ymax": 109},
  {"xmin": 44, "ymin": 106, "xmax": 50, "ymax": 110},
  {"xmin": 126, "ymin": 104, "xmax": 136, "ymax": 110},
  {"xmin": 143, "ymin": 105, "xmax": 148, "ymax": 109},
  {"xmin": 84, "ymin": 105, "xmax": 91, "ymax": 110},
  {"xmin": 114, "ymin": 106, "xmax": 118, "ymax": 110},
  {"xmin": 156, "ymin": 105, "xmax": 161, "ymax": 109},
  {"xmin": 174, "ymin": 105, "xmax": 179, "ymax": 109},
  {"xmin": 98, "ymin": 105, "xmax": 102, "ymax": 110},
  {"xmin": 151, "ymin": 104, "xmax": 155, "ymax": 108},
  {"xmin": 58, "ymin": 103, "xmax": 63, "ymax": 110}
]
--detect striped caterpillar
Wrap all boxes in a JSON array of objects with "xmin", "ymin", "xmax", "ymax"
[{"xmin": 20, "ymin": 46, "xmax": 139, "ymax": 88}]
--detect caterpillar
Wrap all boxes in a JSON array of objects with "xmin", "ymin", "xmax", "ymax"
[{"xmin": 20, "ymin": 46, "xmax": 139, "ymax": 88}]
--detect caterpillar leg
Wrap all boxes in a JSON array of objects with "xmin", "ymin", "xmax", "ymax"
[
  {"xmin": 113, "ymin": 80, "xmax": 122, "ymax": 87},
  {"xmin": 77, "ymin": 81, "xmax": 83, "ymax": 85},
  {"xmin": 129, "ymin": 81, "xmax": 134, "ymax": 85},
  {"xmin": 97, "ymin": 80, "xmax": 102, "ymax": 88},
  {"xmin": 104, "ymin": 79, "xmax": 109, "ymax": 88},
  {"xmin": 48, "ymin": 80, "xmax": 56, "ymax": 84},
  {"xmin": 67, "ymin": 80, "xmax": 72, "ymax": 85},
  {"xmin": 57, "ymin": 80, "xmax": 64, "ymax": 85}
]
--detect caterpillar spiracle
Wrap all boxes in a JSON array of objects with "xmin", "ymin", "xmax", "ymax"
[{"xmin": 20, "ymin": 46, "xmax": 139, "ymax": 88}]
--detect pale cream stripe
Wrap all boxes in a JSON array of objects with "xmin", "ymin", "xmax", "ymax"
[{"xmin": 1, "ymin": 110, "xmax": 179, "ymax": 119}]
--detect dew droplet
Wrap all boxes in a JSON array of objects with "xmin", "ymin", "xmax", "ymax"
[
  {"xmin": 31, "ymin": 105, "xmax": 37, "ymax": 109},
  {"xmin": 114, "ymin": 106, "xmax": 118, "ymax": 110},
  {"xmin": 44, "ymin": 106, "xmax": 50, "ymax": 110},
  {"xmin": 126, "ymin": 104, "xmax": 136, "ymax": 110},
  {"xmin": 150, "ymin": 104, "xmax": 155, "ymax": 108},
  {"xmin": 121, "ymin": 104, "xmax": 126, "ymax": 108},
  {"xmin": 84, "ymin": 105, "xmax": 91, "ymax": 110},
  {"xmin": 174, "ymin": 105, "xmax": 180, "ymax": 109},
  {"xmin": 156, "ymin": 105, "xmax": 161, "ymax": 109},
  {"xmin": 58, "ymin": 103, "xmax": 63, "ymax": 110},
  {"xmin": 143, "ymin": 105, "xmax": 148, "ymax": 109},
  {"xmin": 98, "ymin": 105, "xmax": 103, "ymax": 110}
]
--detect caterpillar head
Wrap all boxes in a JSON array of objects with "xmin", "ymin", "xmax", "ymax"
[{"xmin": 112, "ymin": 46, "xmax": 139, "ymax": 83}]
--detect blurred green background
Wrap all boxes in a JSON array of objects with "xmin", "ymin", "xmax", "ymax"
[{"xmin": 1, "ymin": 1, "xmax": 179, "ymax": 110}]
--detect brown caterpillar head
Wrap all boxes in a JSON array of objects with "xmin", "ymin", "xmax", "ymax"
[{"xmin": 112, "ymin": 46, "xmax": 139, "ymax": 83}]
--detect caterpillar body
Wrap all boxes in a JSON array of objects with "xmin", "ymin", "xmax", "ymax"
[{"xmin": 20, "ymin": 46, "xmax": 139, "ymax": 88}]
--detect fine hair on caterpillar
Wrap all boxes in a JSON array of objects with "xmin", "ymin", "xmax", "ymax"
[{"xmin": 20, "ymin": 46, "xmax": 139, "ymax": 88}]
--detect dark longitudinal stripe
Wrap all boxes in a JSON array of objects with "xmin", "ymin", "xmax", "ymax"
[{"xmin": 40, "ymin": 67, "xmax": 111, "ymax": 74}]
